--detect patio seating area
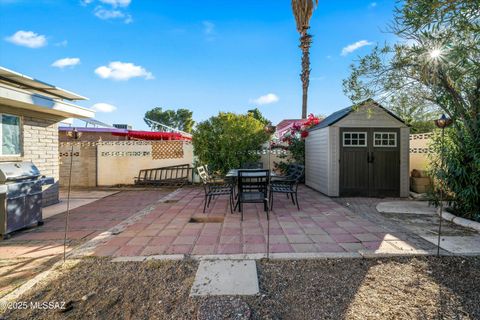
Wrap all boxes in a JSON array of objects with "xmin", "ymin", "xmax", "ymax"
[{"xmin": 93, "ymin": 185, "xmax": 430, "ymax": 257}]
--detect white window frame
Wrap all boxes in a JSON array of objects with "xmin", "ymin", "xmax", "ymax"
[
  {"xmin": 0, "ymin": 113, "xmax": 22, "ymax": 157},
  {"xmin": 342, "ymin": 132, "xmax": 367, "ymax": 147},
  {"xmin": 373, "ymin": 131, "xmax": 397, "ymax": 147}
]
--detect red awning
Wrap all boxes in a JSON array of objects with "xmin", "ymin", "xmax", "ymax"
[{"xmin": 112, "ymin": 130, "xmax": 191, "ymax": 141}]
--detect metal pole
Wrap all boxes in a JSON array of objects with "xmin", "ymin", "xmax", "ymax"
[
  {"xmin": 63, "ymin": 142, "xmax": 74, "ymax": 262},
  {"xmin": 267, "ymin": 144, "xmax": 271, "ymax": 259},
  {"xmin": 436, "ymin": 127, "xmax": 445, "ymax": 256}
]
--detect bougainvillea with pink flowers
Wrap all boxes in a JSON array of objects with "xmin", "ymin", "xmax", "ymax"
[{"xmin": 272, "ymin": 114, "xmax": 321, "ymax": 171}]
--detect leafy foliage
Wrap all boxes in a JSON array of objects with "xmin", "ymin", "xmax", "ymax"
[
  {"xmin": 247, "ymin": 108, "xmax": 271, "ymax": 126},
  {"xmin": 343, "ymin": 0, "xmax": 480, "ymax": 219},
  {"xmin": 273, "ymin": 114, "xmax": 321, "ymax": 170},
  {"xmin": 144, "ymin": 107, "xmax": 195, "ymax": 133},
  {"xmin": 428, "ymin": 127, "xmax": 480, "ymax": 221},
  {"xmin": 192, "ymin": 112, "xmax": 269, "ymax": 174}
]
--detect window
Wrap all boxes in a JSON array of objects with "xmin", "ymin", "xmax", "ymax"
[
  {"xmin": 1, "ymin": 114, "xmax": 21, "ymax": 156},
  {"xmin": 343, "ymin": 132, "xmax": 367, "ymax": 147},
  {"xmin": 374, "ymin": 132, "xmax": 397, "ymax": 147}
]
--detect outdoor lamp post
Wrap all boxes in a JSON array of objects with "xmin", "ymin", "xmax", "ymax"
[
  {"xmin": 434, "ymin": 114, "xmax": 452, "ymax": 256},
  {"xmin": 263, "ymin": 124, "xmax": 276, "ymax": 259},
  {"xmin": 64, "ymin": 128, "xmax": 82, "ymax": 262}
]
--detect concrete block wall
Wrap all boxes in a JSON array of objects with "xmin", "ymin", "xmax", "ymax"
[
  {"xmin": 59, "ymin": 142, "xmax": 97, "ymax": 187},
  {"xmin": 409, "ymin": 133, "xmax": 432, "ymax": 172}
]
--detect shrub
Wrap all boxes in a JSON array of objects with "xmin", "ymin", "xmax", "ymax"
[
  {"xmin": 192, "ymin": 112, "xmax": 269, "ymax": 174},
  {"xmin": 428, "ymin": 126, "xmax": 480, "ymax": 222}
]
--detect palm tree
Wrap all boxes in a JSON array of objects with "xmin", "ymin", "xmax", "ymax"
[{"xmin": 291, "ymin": 0, "xmax": 318, "ymax": 118}]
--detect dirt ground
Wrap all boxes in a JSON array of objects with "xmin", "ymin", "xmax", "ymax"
[{"xmin": 1, "ymin": 256, "xmax": 479, "ymax": 320}]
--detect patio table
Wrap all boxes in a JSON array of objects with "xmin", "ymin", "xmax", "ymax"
[{"xmin": 226, "ymin": 169, "xmax": 276, "ymax": 178}]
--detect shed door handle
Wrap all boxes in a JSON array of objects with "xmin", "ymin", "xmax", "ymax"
[{"xmin": 367, "ymin": 152, "xmax": 375, "ymax": 163}]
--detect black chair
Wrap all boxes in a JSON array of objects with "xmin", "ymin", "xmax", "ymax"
[
  {"xmin": 236, "ymin": 169, "xmax": 270, "ymax": 220},
  {"xmin": 197, "ymin": 166, "xmax": 234, "ymax": 213},
  {"xmin": 269, "ymin": 164, "xmax": 304, "ymax": 210},
  {"xmin": 272, "ymin": 163, "xmax": 304, "ymax": 182}
]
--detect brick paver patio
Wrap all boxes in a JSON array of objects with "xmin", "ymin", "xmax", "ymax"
[
  {"xmin": 94, "ymin": 186, "xmax": 430, "ymax": 257},
  {"xmin": 0, "ymin": 190, "xmax": 170, "ymax": 297}
]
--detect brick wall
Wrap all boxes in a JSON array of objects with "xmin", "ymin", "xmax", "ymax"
[{"xmin": 0, "ymin": 105, "xmax": 63, "ymax": 206}]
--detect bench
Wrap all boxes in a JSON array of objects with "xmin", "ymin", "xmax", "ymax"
[{"xmin": 135, "ymin": 164, "xmax": 193, "ymax": 187}]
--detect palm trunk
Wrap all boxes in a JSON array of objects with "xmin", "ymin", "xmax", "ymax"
[{"xmin": 299, "ymin": 32, "xmax": 312, "ymax": 119}]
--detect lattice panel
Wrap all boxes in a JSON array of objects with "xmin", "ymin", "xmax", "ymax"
[{"xmin": 152, "ymin": 141, "xmax": 184, "ymax": 159}]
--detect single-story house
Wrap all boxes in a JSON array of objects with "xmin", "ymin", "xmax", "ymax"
[
  {"xmin": 305, "ymin": 99, "xmax": 409, "ymax": 197},
  {"xmin": 275, "ymin": 119, "xmax": 306, "ymax": 138},
  {"xmin": 0, "ymin": 66, "xmax": 94, "ymax": 206}
]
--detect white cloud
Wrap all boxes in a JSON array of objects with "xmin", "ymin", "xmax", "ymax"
[
  {"xmin": 341, "ymin": 40, "xmax": 373, "ymax": 56},
  {"xmin": 202, "ymin": 21, "xmax": 217, "ymax": 41},
  {"xmin": 95, "ymin": 61, "xmax": 154, "ymax": 81},
  {"xmin": 94, "ymin": 7, "xmax": 124, "ymax": 19},
  {"xmin": 54, "ymin": 40, "xmax": 68, "ymax": 47},
  {"xmin": 99, "ymin": 0, "xmax": 130, "ymax": 7},
  {"xmin": 93, "ymin": 6, "xmax": 132, "ymax": 23},
  {"xmin": 5, "ymin": 30, "xmax": 47, "ymax": 48},
  {"xmin": 51, "ymin": 57, "xmax": 80, "ymax": 68},
  {"xmin": 203, "ymin": 21, "xmax": 215, "ymax": 35},
  {"xmin": 250, "ymin": 93, "xmax": 279, "ymax": 105},
  {"xmin": 92, "ymin": 103, "xmax": 117, "ymax": 112}
]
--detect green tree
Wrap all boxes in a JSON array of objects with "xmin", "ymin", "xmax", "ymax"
[
  {"xmin": 247, "ymin": 108, "xmax": 271, "ymax": 126},
  {"xmin": 144, "ymin": 107, "xmax": 195, "ymax": 133},
  {"xmin": 386, "ymin": 95, "xmax": 438, "ymax": 133},
  {"xmin": 192, "ymin": 112, "xmax": 269, "ymax": 174},
  {"xmin": 343, "ymin": 0, "xmax": 480, "ymax": 219},
  {"xmin": 291, "ymin": 0, "xmax": 319, "ymax": 118}
]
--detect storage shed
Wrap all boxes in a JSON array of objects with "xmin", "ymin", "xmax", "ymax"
[{"xmin": 305, "ymin": 100, "xmax": 409, "ymax": 197}]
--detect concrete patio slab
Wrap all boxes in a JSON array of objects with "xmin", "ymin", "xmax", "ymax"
[
  {"xmin": 422, "ymin": 235, "xmax": 480, "ymax": 254},
  {"xmin": 337, "ymin": 197, "xmax": 480, "ymax": 256},
  {"xmin": 376, "ymin": 201, "xmax": 437, "ymax": 215},
  {"xmin": 42, "ymin": 190, "xmax": 118, "ymax": 219},
  {"xmin": 190, "ymin": 260, "xmax": 259, "ymax": 296}
]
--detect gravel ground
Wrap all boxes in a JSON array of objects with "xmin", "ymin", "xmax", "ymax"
[{"xmin": 2, "ymin": 256, "xmax": 479, "ymax": 320}]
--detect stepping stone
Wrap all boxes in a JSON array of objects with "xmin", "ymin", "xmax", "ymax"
[
  {"xmin": 190, "ymin": 260, "xmax": 259, "ymax": 296},
  {"xmin": 376, "ymin": 201, "xmax": 436, "ymax": 215}
]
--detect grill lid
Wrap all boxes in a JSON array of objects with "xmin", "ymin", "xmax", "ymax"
[{"xmin": 0, "ymin": 162, "xmax": 41, "ymax": 183}]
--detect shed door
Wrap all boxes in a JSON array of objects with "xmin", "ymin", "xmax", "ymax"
[{"xmin": 339, "ymin": 128, "xmax": 400, "ymax": 197}]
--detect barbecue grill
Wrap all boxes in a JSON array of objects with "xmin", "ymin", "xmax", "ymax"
[{"xmin": 0, "ymin": 162, "xmax": 54, "ymax": 238}]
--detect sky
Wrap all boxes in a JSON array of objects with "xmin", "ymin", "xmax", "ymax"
[{"xmin": 0, "ymin": 0, "xmax": 398, "ymax": 130}]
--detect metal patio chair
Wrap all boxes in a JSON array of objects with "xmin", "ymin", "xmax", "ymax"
[
  {"xmin": 269, "ymin": 164, "xmax": 304, "ymax": 210},
  {"xmin": 197, "ymin": 166, "xmax": 234, "ymax": 213},
  {"xmin": 236, "ymin": 169, "xmax": 270, "ymax": 221}
]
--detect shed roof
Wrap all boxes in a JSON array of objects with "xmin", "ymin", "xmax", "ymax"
[{"xmin": 309, "ymin": 99, "xmax": 405, "ymax": 131}]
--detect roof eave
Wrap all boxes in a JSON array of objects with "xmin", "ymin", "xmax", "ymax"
[{"xmin": 0, "ymin": 84, "xmax": 95, "ymax": 119}]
